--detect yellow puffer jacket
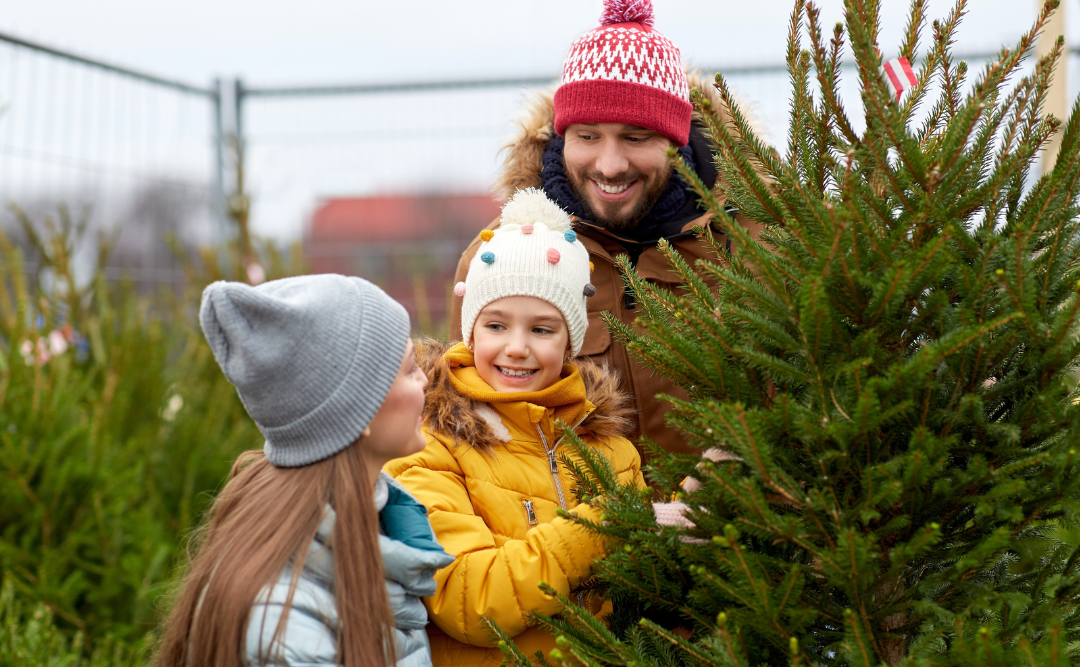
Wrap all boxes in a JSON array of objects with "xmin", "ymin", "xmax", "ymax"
[{"xmin": 385, "ymin": 340, "xmax": 644, "ymax": 667}]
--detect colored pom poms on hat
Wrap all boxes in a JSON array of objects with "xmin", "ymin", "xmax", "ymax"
[
  {"xmin": 564, "ymin": 230, "xmax": 577, "ymax": 243},
  {"xmin": 521, "ymin": 224, "xmax": 534, "ymax": 234},
  {"xmin": 481, "ymin": 251, "xmax": 495, "ymax": 264},
  {"xmin": 589, "ymin": 262, "xmax": 595, "ymax": 272},
  {"xmin": 480, "ymin": 230, "xmax": 494, "ymax": 242},
  {"xmin": 547, "ymin": 248, "xmax": 561, "ymax": 264},
  {"xmin": 584, "ymin": 283, "xmax": 596, "ymax": 297},
  {"xmin": 454, "ymin": 282, "xmax": 467, "ymax": 297},
  {"xmin": 601, "ymin": 0, "xmax": 654, "ymax": 26}
]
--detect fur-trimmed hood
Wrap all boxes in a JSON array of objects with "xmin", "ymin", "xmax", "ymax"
[
  {"xmin": 492, "ymin": 70, "xmax": 736, "ymax": 201},
  {"xmin": 414, "ymin": 337, "xmax": 634, "ymax": 454}
]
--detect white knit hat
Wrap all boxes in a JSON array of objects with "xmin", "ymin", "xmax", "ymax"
[{"xmin": 457, "ymin": 188, "xmax": 594, "ymax": 355}]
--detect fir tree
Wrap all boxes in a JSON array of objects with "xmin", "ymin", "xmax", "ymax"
[{"xmin": 495, "ymin": 0, "xmax": 1080, "ymax": 664}]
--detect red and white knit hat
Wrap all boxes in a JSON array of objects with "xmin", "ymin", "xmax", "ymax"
[{"xmin": 553, "ymin": 0, "xmax": 692, "ymax": 146}]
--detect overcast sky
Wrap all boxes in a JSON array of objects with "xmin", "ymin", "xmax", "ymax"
[
  {"xmin": 0, "ymin": 1, "xmax": 1059, "ymax": 88},
  {"xmin": 0, "ymin": 0, "xmax": 1069, "ymax": 240}
]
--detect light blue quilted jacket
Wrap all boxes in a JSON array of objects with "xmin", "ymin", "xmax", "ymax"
[{"xmin": 244, "ymin": 472, "xmax": 454, "ymax": 666}]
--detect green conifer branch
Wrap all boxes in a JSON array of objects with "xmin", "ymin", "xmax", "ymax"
[
  {"xmin": 699, "ymin": 85, "xmax": 786, "ymax": 186},
  {"xmin": 700, "ymin": 78, "xmax": 791, "ymax": 229},
  {"xmin": 915, "ymin": 5, "xmax": 965, "ymax": 145},
  {"xmin": 556, "ymin": 421, "xmax": 620, "ymax": 497},
  {"xmin": 653, "ymin": 229, "xmax": 718, "ymax": 312},
  {"xmin": 817, "ymin": 19, "xmax": 861, "ymax": 147},
  {"xmin": 634, "ymin": 617, "xmax": 729, "ymax": 666},
  {"xmin": 805, "ymin": 4, "xmax": 840, "ymax": 196},
  {"xmin": 786, "ymin": 0, "xmax": 813, "ymax": 177},
  {"xmin": 481, "ymin": 617, "xmax": 537, "ymax": 667},
  {"xmin": 671, "ymin": 150, "xmax": 801, "ymax": 311}
]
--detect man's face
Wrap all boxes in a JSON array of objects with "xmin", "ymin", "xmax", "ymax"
[{"xmin": 562, "ymin": 123, "xmax": 674, "ymax": 231}]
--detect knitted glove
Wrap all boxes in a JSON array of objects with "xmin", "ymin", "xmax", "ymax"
[
  {"xmin": 652, "ymin": 501, "xmax": 707, "ymax": 544},
  {"xmin": 652, "ymin": 448, "xmax": 739, "ymax": 544},
  {"xmin": 680, "ymin": 447, "xmax": 739, "ymax": 493}
]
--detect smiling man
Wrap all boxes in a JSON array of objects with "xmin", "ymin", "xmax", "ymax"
[{"xmin": 449, "ymin": 0, "xmax": 761, "ymax": 457}]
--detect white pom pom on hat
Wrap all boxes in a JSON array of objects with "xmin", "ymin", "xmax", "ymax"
[
  {"xmin": 460, "ymin": 188, "xmax": 593, "ymax": 355},
  {"xmin": 499, "ymin": 187, "xmax": 573, "ymax": 233}
]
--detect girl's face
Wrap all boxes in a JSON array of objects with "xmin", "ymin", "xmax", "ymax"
[
  {"xmin": 362, "ymin": 340, "xmax": 429, "ymax": 477},
  {"xmin": 471, "ymin": 296, "xmax": 570, "ymax": 393}
]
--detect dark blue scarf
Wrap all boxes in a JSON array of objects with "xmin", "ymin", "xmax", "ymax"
[{"xmin": 540, "ymin": 134, "xmax": 696, "ymax": 238}]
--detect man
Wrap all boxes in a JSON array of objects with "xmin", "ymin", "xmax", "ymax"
[{"xmin": 450, "ymin": 0, "xmax": 761, "ymax": 457}]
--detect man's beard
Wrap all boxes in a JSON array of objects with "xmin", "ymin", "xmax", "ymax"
[{"xmin": 565, "ymin": 159, "xmax": 673, "ymax": 232}]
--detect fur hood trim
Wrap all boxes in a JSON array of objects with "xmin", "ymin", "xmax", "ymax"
[
  {"xmin": 493, "ymin": 70, "xmax": 734, "ymax": 201},
  {"xmin": 414, "ymin": 337, "xmax": 635, "ymax": 454}
]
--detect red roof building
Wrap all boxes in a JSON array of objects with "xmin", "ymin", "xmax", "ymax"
[{"xmin": 304, "ymin": 194, "xmax": 502, "ymax": 336}]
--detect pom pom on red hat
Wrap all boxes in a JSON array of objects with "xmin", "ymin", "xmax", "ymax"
[{"xmin": 601, "ymin": 0, "xmax": 655, "ymax": 26}]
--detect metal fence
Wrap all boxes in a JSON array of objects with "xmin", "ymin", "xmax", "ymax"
[
  {"xmin": 1, "ymin": 28, "xmax": 1077, "ymax": 288},
  {"xmin": 0, "ymin": 31, "xmax": 225, "ymax": 284},
  {"xmin": 239, "ymin": 49, "xmax": 1080, "ymax": 241}
]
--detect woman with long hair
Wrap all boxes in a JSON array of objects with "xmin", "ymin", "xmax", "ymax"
[{"xmin": 155, "ymin": 274, "xmax": 452, "ymax": 667}]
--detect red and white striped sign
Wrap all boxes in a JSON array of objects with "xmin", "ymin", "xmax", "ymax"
[{"xmin": 880, "ymin": 57, "xmax": 918, "ymax": 101}]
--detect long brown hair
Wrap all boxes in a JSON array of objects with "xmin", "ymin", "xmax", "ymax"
[{"xmin": 155, "ymin": 442, "xmax": 394, "ymax": 667}]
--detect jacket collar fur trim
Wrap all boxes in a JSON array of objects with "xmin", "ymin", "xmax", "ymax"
[{"xmin": 416, "ymin": 337, "xmax": 634, "ymax": 454}]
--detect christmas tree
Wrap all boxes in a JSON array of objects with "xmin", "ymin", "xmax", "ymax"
[{"xmin": 490, "ymin": 0, "xmax": 1080, "ymax": 664}]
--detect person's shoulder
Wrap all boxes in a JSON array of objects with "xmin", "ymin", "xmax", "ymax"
[
  {"xmin": 385, "ymin": 432, "xmax": 461, "ymax": 478},
  {"xmin": 591, "ymin": 431, "xmax": 640, "ymax": 467},
  {"xmin": 575, "ymin": 357, "xmax": 635, "ymax": 440},
  {"xmin": 246, "ymin": 566, "xmax": 338, "ymax": 665},
  {"xmin": 492, "ymin": 90, "xmax": 553, "ymax": 200}
]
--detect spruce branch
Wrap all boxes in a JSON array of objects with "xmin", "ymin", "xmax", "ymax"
[{"xmin": 482, "ymin": 617, "xmax": 539, "ymax": 667}]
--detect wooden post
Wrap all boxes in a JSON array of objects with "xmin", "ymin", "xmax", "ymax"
[{"xmin": 1038, "ymin": 0, "xmax": 1068, "ymax": 173}]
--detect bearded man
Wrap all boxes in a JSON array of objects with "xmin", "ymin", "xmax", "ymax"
[{"xmin": 449, "ymin": 0, "xmax": 761, "ymax": 458}]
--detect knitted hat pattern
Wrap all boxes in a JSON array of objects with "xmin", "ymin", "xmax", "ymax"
[
  {"xmin": 554, "ymin": 0, "xmax": 692, "ymax": 146},
  {"xmin": 457, "ymin": 188, "xmax": 593, "ymax": 355},
  {"xmin": 200, "ymin": 274, "xmax": 410, "ymax": 468}
]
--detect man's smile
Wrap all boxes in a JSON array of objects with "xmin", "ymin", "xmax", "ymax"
[{"xmin": 592, "ymin": 179, "xmax": 637, "ymax": 201}]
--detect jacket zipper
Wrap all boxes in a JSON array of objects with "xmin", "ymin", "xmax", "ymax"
[
  {"xmin": 535, "ymin": 424, "xmax": 567, "ymax": 510},
  {"xmin": 534, "ymin": 412, "xmax": 591, "ymax": 511},
  {"xmin": 522, "ymin": 499, "xmax": 538, "ymax": 526},
  {"xmin": 536, "ymin": 413, "xmax": 592, "ymax": 611}
]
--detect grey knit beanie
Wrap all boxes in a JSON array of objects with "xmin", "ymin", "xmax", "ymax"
[{"xmin": 199, "ymin": 274, "xmax": 410, "ymax": 467}]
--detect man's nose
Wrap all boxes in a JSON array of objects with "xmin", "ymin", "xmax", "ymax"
[{"xmin": 594, "ymin": 139, "xmax": 630, "ymax": 179}]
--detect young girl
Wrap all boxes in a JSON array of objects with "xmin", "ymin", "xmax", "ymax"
[
  {"xmin": 155, "ymin": 274, "xmax": 453, "ymax": 667},
  {"xmin": 386, "ymin": 189, "xmax": 645, "ymax": 666}
]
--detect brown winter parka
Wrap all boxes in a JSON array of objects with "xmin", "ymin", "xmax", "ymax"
[{"xmin": 448, "ymin": 72, "xmax": 764, "ymax": 460}]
